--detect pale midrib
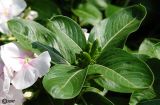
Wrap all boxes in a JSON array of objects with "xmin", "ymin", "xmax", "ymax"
[
  {"xmin": 106, "ymin": 65, "xmax": 151, "ymax": 89},
  {"xmin": 90, "ymin": 65, "xmax": 139, "ymax": 88},
  {"xmin": 102, "ymin": 18, "xmax": 137, "ymax": 50},
  {"xmin": 59, "ymin": 70, "xmax": 82, "ymax": 92},
  {"xmin": 53, "ymin": 25, "xmax": 82, "ymax": 51}
]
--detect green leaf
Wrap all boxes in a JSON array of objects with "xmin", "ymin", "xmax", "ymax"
[
  {"xmin": 47, "ymin": 15, "xmax": 86, "ymax": 50},
  {"xmin": 89, "ymin": 4, "xmax": 146, "ymax": 51},
  {"xmin": 8, "ymin": 19, "xmax": 55, "ymax": 46},
  {"xmin": 88, "ymin": 64, "xmax": 138, "ymax": 93},
  {"xmin": 94, "ymin": 48, "xmax": 154, "ymax": 92},
  {"xmin": 154, "ymin": 43, "xmax": 160, "ymax": 59},
  {"xmin": 132, "ymin": 54, "xmax": 150, "ymax": 62},
  {"xmin": 139, "ymin": 38, "xmax": 160, "ymax": 59},
  {"xmin": 8, "ymin": 18, "xmax": 82, "ymax": 64},
  {"xmin": 47, "ymin": 18, "xmax": 83, "ymax": 64},
  {"xmin": 83, "ymin": 86, "xmax": 102, "ymax": 94},
  {"xmin": 43, "ymin": 64, "xmax": 87, "ymax": 99},
  {"xmin": 138, "ymin": 99, "xmax": 160, "ymax": 105},
  {"xmin": 129, "ymin": 88, "xmax": 156, "ymax": 105},
  {"xmin": 79, "ymin": 92, "xmax": 114, "ymax": 105},
  {"xmin": 72, "ymin": 3, "xmax": 102, "ymax": 26},
  {"xmin": 105, "ymin": 4, "xmax": 121, "ymax": 17},
  {"xmin": 32, "ymin": 42, "xmax": 68, "ymax": 64}
]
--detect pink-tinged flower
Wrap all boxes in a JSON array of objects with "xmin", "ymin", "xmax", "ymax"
[
  {"xmin": 0, "ymin": 54, "xmax": 4, "ymax": 79},
  {"xmin": 0, "ymin": 79, "xmax": 24, "ymax": 105},
  {"xmin": 0, "ymin": 0, "xmax": 27, "ymax": 34},
  {"xmin": 1, "ymin": 42, "xmax": 51, "ymax": 89},
  {"xmin": 0, "ymin": 52, "xmax": 24, "ymax": 105},
  {"xmin": 0, "ymin": 51, "xmax": 11, "ymax": 93}
]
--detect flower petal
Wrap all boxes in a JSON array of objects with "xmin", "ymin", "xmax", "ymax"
[
  {"xmin": 0, "ymin": 63, "xmax": 4, "ymax": 80},
  {"xmin": 11, "ymin": 64, "xmax": 38, "ymax": 89},
  {"xmin": 11, "ymin": 0, "xmax": 26, "ymax": 16},
  {"xmin": 0, "ymin": 23, "xmax": 10, "ymax": 34},
  {"xmin": 0, "ymin": 51, "xmax": 4, "ymax": 80},
  {"xmin": 0, "ymin": 85, "xmax": 24, "ymax": 105},
  {"xmin": 1, "ymin": 42, "xmax": 34, "ymax": 71},
  {"xmin": 3, "ymin": 67, "xmax": 12, "ymax": 93},
  {"xmin": 1, "ymin": 0, "xmax": 27, "ymax": 16},
  {"xmin": 0, "ymin": 79, "xmax": 3, "ymax": 91},
  {"xmin": 29, "ymin": 51, "xmax": 51, "ymax": 77}
]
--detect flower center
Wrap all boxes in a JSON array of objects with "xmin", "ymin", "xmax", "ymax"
[
  {"xmin": 24, "ymin": 57, "xmax": 31, "ymax": 64},
  {"xmin": 3, "ymin": 10, "xmax": 9, "ymax": 16}
]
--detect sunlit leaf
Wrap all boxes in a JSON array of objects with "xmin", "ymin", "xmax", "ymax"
[
  {"xmin": 47, "ymin": 15, "xmax": 86, "ymax": 50},
  {"xmin": 89, "ymin": 48, "xmax": 154, "ymax": 92},
  {"xmin": 129, "ymin": 88, "xmax": 156, "ymax": 105},
  {"xmin": 89, "ymin": 4, "xmax": 146, "ymax": 52},
  {"xmin": 139, "ymin": 38, "xmax": 160, "ymax": 59},
  {"xmin": 8, "ymin": 18, "xmax": 82, "ymax": 64},
  {"xmin": 43, "ymin": 64, "xmax": 87, "ymax": 99}
]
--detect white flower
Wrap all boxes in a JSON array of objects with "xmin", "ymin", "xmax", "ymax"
[
  {"xmin": 0, "ymin": 51, "xmax": 11, "ymax": 93},
  {"xmin": 0, "ymin": 0, "xmax": 27, "ymax": 34},
  {"xmin": 0, "ymin": 53, "xmax": 24, "ymax": 105},
  {"xmin": 0, "ymin": 79, "xmax": 24, "ymax": 105},
  {"xmin": 1, "ymin": 42, "xmax": 51, "ymax": 89}
]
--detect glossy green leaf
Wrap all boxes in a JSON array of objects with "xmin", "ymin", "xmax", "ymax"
[
  {"xmin": 43, "ymin": 64, "xmax": 87, "ymax": 99},
  {"xmin": 32, "ymin": 42, "xmax": 68, "ymax": 64},
  {"xmin": 89, "ymin": 4, "xmax": 146, "ymax": 51},
  {"xmin": 154, "ymin": 43, "xmax": 160, "ymax": 59},
  {"xmin": 8, "ymin": 19, "xmax": 54, "ymax": 46},
  {"xmin": 89, "ymin": 64, "xmax": 141, "ymax": 93},
  {"xmin": 129, "ymin": 88, "xmax": 156, "ymax": 105},
  {"xmin": 46, "ymin": 18, "xmax": 83, "ymax": 64},
  {"xmin": 105, "ymin": 4, "xmax": 121, "ymax": 17},
  {"xmin": 132, "ymin": 54, "xmax": 150, "ymax": 62},
  {"xmin": 8, "ymin": 18, "xmax": 82, "ymax": 64},
  {"xmin": 94, "ymin": 48, "xmax": 154, "ymax": 92},
  {"xmin": 139, "ymin": 38, "xmax": 160, "ymax": 58},
  {"xmin": 47, "ymin": 16, "xmax": 86, "ymax": 50},
  {"xmin": 7, "ymin": 19, "xmax": 67, "ymax": 64},
  {"xmin": 72, "ymin": 3, "xmax": 102, "ymax": 25}
]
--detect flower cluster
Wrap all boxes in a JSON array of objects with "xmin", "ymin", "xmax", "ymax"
[{"xmin": 0, "ymin": 42, "xmax": 51, "ymax": 105}]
